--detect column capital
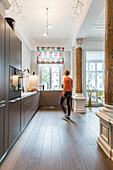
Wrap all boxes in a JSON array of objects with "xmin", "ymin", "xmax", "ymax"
[{"xmin": 76, "ymin": 38, "xmax": 84, "ymax": 48}]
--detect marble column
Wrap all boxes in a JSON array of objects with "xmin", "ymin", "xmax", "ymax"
[
  {"xmin": 105, "ymin": 0, "xmax": 113, "ymax": 105},
  {"xmin": 76, "ymin": 47, "xmax": 82, "ymax": 93},
  {"xmin": 71, "ymin": 46, "xmax": 76, "ymax": 94},
  {"xmin": 95, "ymin": 0, "xmax": 113, "ymax": 160},
  {"xmin": 72, "ymin": 38, "xmax": 86, "ymax": 113}
]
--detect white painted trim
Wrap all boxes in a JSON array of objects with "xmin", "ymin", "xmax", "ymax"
[
  {"xmin": 97, "ymin": 137, "xmax": 111, "ymax": 158},
  {"xmin": 96, "ymin": 104, "xmax": 113, "ymax": 160},
  {"xmin": 76, "ymin": 38, "xmax": 84, "ymax": 48}
]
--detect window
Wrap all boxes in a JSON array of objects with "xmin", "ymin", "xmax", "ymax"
[
  {"xmin": 86, "ymin": 51, "xmax": 105, "ymax": 105},
  {"xmin": 86, "ymin": 51, "xmax": 105, "ymax": 91},
  {"xmin": 39, "ymin": 65, "xmax": 62, "ymax": 90},
  {"xmin": 51, "ymin": 67, "xmax": 60, "ymax": 89},
  {"xmin": 42, "ymin": 67, "xmax": 50, "ymax": 89}
]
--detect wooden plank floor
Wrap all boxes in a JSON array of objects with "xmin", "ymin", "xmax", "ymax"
[{"xmin": 1, "ymin": 107, "xmax": 113, "ymax": 170}]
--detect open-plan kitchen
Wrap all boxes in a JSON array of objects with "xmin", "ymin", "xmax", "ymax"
[{"xmin": 1, "ymin": 0, "xmax": 113, "ymax": 169}]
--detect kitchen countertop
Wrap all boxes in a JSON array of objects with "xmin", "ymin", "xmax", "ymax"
[
  {"xmin": 40, "ymin": 89, "xmax": 63, "ymax": 92},
  {"xmin": 21, "ymin": 91, "xmax": 39, "ymax": 98},
  {"xmin": 9, "ymin": 90, "xmax": 63, "ymax": 102},
  {"xmin": 9, "ymin": 91, "xmax": 40, "ymax": 102}
]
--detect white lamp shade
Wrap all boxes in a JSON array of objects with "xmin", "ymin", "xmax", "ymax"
[{"xmin": 29, "ymin": 75, "xmax": 39, "ymax": 88}]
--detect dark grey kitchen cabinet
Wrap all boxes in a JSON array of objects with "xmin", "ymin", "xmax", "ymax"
[
  {"xmin": 0, "ymin": 14, "xmax": 5, "ymax": 159},
  {"xmin": 0, "ymin": 15, "xmax": 5, "ymax": 102},
  {"xmin": 37, "ymin": 92, "xmax": 40, "ymax": 108},
  {"xmin": 9, "ymin": 100, "xmax": 21, "ymax": 147},
  {"xmin": 20, "ymin": 96, "xmax": 32, "ymax": 131},
  {"xmin": 0, "ymin": 13, "xmax": 23, "ymax": 161},
  {"xmin": 33, "ymin": 92, "xmax": 40, "ymax": 111},
  {"xmin": 4, "ymin": 21, "xmax": 10, "ymax": 153},
  {"xmin": 24, "ymin": 96, "xmax": 33, "ymax": 126},
  {"xmin": 21, "ymin": 95, "xmax": 33, "ymax": 131},
  {"xmin": 20, "ymin": 92, "xmax": 40, "ymax": 131},
  {"xmin": 20, "ymin": 98, "xmax": 25, "ymax": 131},
  {"xmin": 24, "ymin": 92, "xmax": 40, "ymax": 126},
  {"xmin": 10, "ymin": 28, "xmax": 22, "ymax": 70},
  {"xmin": 0, "ymin": 104, "xmax": 5, "ymax": 159}
]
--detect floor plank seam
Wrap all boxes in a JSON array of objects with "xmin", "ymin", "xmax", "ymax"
[
  {"xmin": 12, "ymin": 111, "xmax": 45, "ymax": 170},
  {"xmin": 24, "ymin": 111, "xmax": 47, "ymax": 170}
]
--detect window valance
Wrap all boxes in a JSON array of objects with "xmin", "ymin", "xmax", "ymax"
[{"xmin": 37, "ymin": 47, "xmax": 64, "ymax": 64}]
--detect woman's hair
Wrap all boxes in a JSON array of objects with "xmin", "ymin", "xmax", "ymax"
[{"xmin": 64, "ymin": 69, "xmax": 70, "ymax": 76}]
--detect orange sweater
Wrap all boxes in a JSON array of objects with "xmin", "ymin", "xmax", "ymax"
[{"xmin": 63, "ymin": 76, "xmax": 73, "ymax": 96}]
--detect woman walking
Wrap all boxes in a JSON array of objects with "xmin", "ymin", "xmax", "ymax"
[{"xmin": 60, "ymin": 69, "xmax": 73, "ymax": 119}]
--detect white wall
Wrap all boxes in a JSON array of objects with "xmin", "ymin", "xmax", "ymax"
[
  {"xmin": 83, "ymin": 38, "xmax": 105, "ymax": 51},
  {"xmin": 31, "ymin": 50, "xmax": 39, "ymax": 75},
  {"xmin": 22, "ymin": 41, "xmax": 31, "ymax": 71},
  {"xmin": 21, "ymin": 41, "xmax": 31, "ymax": 89},
  {"xmin": 63, "ymin": 51, "xmax": 71, "ymax": 72},
  {"xmin": 16, "ymin": 33, "xmax": 31, "ymax": 89}
]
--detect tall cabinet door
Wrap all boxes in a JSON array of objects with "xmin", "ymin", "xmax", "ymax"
[
  {"xmin": 9, "ymin": 100, "xmax": 21, "ymax": 147},
  {"xmin": 4, "ymin": 21, "xmax": 10, "ymax": 153},
  {"xmin": 0, "ymin": 14, "xmax": 4, "ymax": 159},
  {"xmin": 10, "ymin": 28, "xmax": 22, "ymax": 70},
  {"xmin": 0, "ymin": 14, "xmax": 4, "ymax": 101},
  {"xmin": 0, "ymin": 104, "xmax": 5, "ymax": 159}
]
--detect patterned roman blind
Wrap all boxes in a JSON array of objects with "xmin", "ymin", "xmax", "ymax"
[{"xmin": 37, "ymin": 47, "xmax": 64, "ymax": 64}]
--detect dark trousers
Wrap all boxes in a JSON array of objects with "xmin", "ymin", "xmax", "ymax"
[{"xmin": 60, "ymin": 91, "xmax": 72, "ymax": 116}]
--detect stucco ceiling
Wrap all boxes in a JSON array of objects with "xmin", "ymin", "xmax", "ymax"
[
  {"xmin": 88, "ymin": 9, "xmax": 105, "ymax": 39},
  {"xmin": 77, "ymin": 0, "xmax": 105, "ymax": 40},
  {"xmin": 5, "ymin": 0, "xmax": 105, "ymax": 50}
]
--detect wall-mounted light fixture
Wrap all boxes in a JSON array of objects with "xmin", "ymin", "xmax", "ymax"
[
  {"xmin": 27, "ymin": 69, "xmax": 30, "ymax": 73},
  {"xmin": 24, "ymin": 69, "xmax": 30, "ymax": 73},
  {"xmin": 33, "ymin": 72, "xmax": 35, "ymax": 75}
]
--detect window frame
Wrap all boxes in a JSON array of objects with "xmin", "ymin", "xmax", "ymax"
[
  {"xmin": 86, "ymin": 60, "xmax": 105, "ymax": 91},
  {"xmin": 39, "ymin": 64, "xmax": 62, "ymax": 90}
]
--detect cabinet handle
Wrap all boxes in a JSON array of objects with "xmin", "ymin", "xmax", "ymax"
[
  {"xmin": 16, "ymin": 98, "xmax": 21, "ymax": 101},
  {"xmin": 0, "ymin": 100, "xmax": 5, "ymax": 104},
  {"xmin": 9, "ymin": 100, "xmax": 17, "ymax": 103},
  {"xmin": 0, "ymin": 104, "xmax": 5, "ymax": 108},
  {"xmin": 9, "ymin": 98, "xmax": 21, "ymax": 103}
]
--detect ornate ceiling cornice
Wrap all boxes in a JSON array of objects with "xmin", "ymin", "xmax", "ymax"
[
  {"xmin": 31, "ymin": 38, "xmax": 72, "ymax": 51},
  {"xmin": 7, "ymin": 0, "xmax": 26, "ymax": 20},
  {"xmin": 70, "ymin": 0, "xmax": 86, "ymax": 22},
  {"xmin": 0, "ymin": 0, "xmax": 10, "ymax": 10}
]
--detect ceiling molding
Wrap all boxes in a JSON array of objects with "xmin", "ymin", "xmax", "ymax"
[
  {"xmin": 7, "ymin": 0, "xmax": 26, "ymax": 20},
  {"xmin": 70, "ymin": 0, "xmax": 86, "ymax": 22},
  {"xmin": 5, "ymin": 0, "xmax": 104, "ymax": 51},
  {"xmin": 76, "ymin": 0, "xmax": 105, "ymax": 39},
  {"xmin": 31, "ymin": 38, "xmax": 72, "ymax": 51},
  {"xmin": 85, "ymin": 36, "xmax": 105, "ymax": 41},
  {"xmin": 0, "ymin": 0, "xmax": 10, "ymax": 10}
]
